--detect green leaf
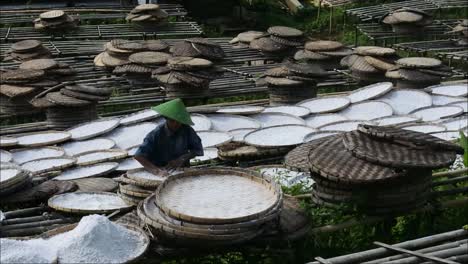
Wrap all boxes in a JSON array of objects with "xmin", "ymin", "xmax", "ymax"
[{"xmin": 459, "ymin": 131, "xmax": 468, "ymax": 167}]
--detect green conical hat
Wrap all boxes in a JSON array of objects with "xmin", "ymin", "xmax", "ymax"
[{"xmin": 151, "ymin": 99, "xmax": 193, "ymax": 125}]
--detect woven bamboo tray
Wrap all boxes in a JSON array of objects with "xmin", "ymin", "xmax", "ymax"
[
  {"xmin": 207, "ymin": 114, "xmax": 261, "ymax": 132},
  {"xmin": 218, "ymin": 144, "xmax": 291, "ymax": 161},
  {"xmin": 22, "ymin": 156, "xmax": 77, "ymax": 175},
  {"xmin": 216, "ymin": 105, "xmax": 265, "ymax": 115},
  {"xmin": 53, "ymin": 162, "xmax": 119, "ymax": 181},
  {"xmin": 303, "ymin": 130, "xmax": 342, "ymax": 143},
  {"xmin": 118, "ymin": 191, "xmax": 143, "ymax": 206},
  {"xmin": 190, "ymin": 113, "xmax": 212, "ymax": 131},
  {"xmin": 142, "ymin": 193, "xmax": 281, "ymax": 232},
  {"xmin": 0, "ymin": 136, "xmax": 18, "ymax": 147},
  {"xmin": 251, "ymin": 112, "xmax": 306, "ymax": 127},
  {"xmin": 297, "ymin": 96, "xmax": 351, "ymax": 114},
  {"xmin": 373, "ymin": 115, "xmax": 420, "ymax": 126},
  {"xmin": 346, "ymin": 82, "xmax": 393, "ymax": 103},
  {"xmin": 339, "ymin": 100, "xmax": 393, "ymax": 121},
  {"xmin": 48, "ymin": 191, "xmax": 134, "ymax": 214},
  {"xmin": 119, "ymin": 183, "xmax": 153, "ymax": 198},
  {"xmin": 317, "ymin": 120, "xmax": 375, "ymax": 132},
  {"xmin": 120, "ymin": 109, "xmax": 160, "ymax": 126},
  {"xmin": 137, "ymin": 203, "xmax": 265, "ymax": 246},
  {"xmin": 409, "ymin": 105, "xmax": 464, "ymax": 122},
  {"xmin": 66, "ymin": 118, "xmax": 121, "ymax": 141},
  {"xmin": 262, "ymin": 105, "xmax": 310, "ymax": 117},
  {"xmin": 244, "ymin": 124, "xmax": 316, "ymax": 148},
  {"xmin": 155, "ymin": 167, "xmax": 282, "ymax": 224},
  {"xmin": 15, "ymin": 131, "xmax": 71, "ymax": 147},
  {"xmin": 197, "ymin": 130, "xmax": 233, "ymax": 148},
  {"xmin": 10, "ymin": 146, "xmax": 65, "ymax": 165},
  {"xmin": 227, "ymin": 128, "xmax": 257, "ymax": 143},
  {"xmin": 36, "ymin": 223, "xmax": 149, "ymax": 264},
  {"xmin": 75, "ymin": 149, "xmax": 128, "ymax": 166},
  {"xmin": 61, "ymin": 138, "xmax": 115, "ymax": 156},
  {"xmin": 126, "ymin": 168, "xmax": 169, "ymax": 188},
  {"xmin": 71, "ymin": 177, "xmax": 119, "ymax": 192},
  {"xmin": 304, "ymin": 113, "xmax": 348, "ymax": 128},
  {"xmin": 0, "ymin": 149, "xmax": 13, "ymax": 163},
  {"xmin": 284, "ymin": 136, "xmax": 332, "ymax": 172},
  {"xmin": 379, "ymin": 89, "xmax": 433, "ymax": 115},
  {"xmin": 426, "ymin": 83, "xmax": 468, "ymax": 97}
]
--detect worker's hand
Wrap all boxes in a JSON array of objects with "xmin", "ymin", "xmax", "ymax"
[
  {"xmin": 167, "ymin": 158, "xmax": 185, "ymax": 169},
  {"xmin": 149, "ymin": 167, "xmax": 169, "ymax": 177}
]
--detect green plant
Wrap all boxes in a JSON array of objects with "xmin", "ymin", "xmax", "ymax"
[{"xmin": 459, "ymin": 131, "xmax": 468, "ymax": 167}]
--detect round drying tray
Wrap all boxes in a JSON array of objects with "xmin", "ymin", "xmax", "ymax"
[
  {"xmin": 144, "ymin": 190, "xmax": 280, "ymax": 232},
  {"xmin": 303, "ymin": 130, "xmax": 342, "ymax": 143},
  {"xmin": 119, "ymin": 183, "xmax": 153, "ymax": 198},
  {"xmin": 120, "ymin": 109, "xmax": 160, "ymax": 126},
  {"xmin": 0, "ymin": 136, "xmax": 18, "ymax": 147},
  {"xmin": 431, "ymin": 130, "xmax": 466, "ymax": 141},
  {"xmin": 118, "ymin": 191, "xmax": 143, "ymax": 206},
  {"xmin": 343, "ymin": 130, "xmax": 458, "ymax": 169},
  {"xmin": 409, "ymin": 105, "xmax": 464, "ymax": 122},
  {"xmin": 308, "ymin": 135, "xmax": 407, "ymax": 184},
  {"xmin": 218, "ymin": 144, "xmax": 290, "ymax": 161},
  {"xmin": 125, "ymin": 168, "xmax": 169, "ymax": 188},
  {"xmin": 0, "ymin": 150, "xmax": 13, "ymax": 163},
  {"xmin": 426, "ymin": 84, "xmax": 468, "ymax": 97},
  {"xmin": 262, "ymin": 105, "xmax": 310, "ymax": 117},
  {"xmin": 137, "ymin": 202, "xmax": 265, "ymax": 245},
  {"xmin": 379, "ymin": 89, "xmax": 432, "ymax": 115},
  {"xmin": 448, "ymin": 101, "xmax": 467, "ymax": 112},
  {"xmin": 71, "ymin": 177, "xmax": 118, "ymax": 192},
  {"xmin": 251, "ymin": 112, "xmax": 306, "ymax": 127},
  {"xmin": 53, "ymin": 162, "xmax": 119, "ymax": 181},
  {"xmin": 48, "ymin": 191, "xmax": 133, "ymax": 214},
  {"xmin": 297, "ymin": 96, "xmax": 351, "ymax": 114},
  {"xmin": 67, "ymin": 118, "xmax": 121, "ymax": 141},
  {"xmin": 228, "ymin": 128, "xmax": 257, "ymax": 143},
  {"xmin": 339, "ymin": 101, "xmax": 393, "ymax": 121},
  {"xmin": 21, "ymin": 156, "xmax": 76, "ymax": 175},
  {"xmin": 304, "ymin": 113, "xmax": 348, "ymax": 128},
  {"xmin": 105, "ymin": 122, "xmax": 158, "ymax": 150},
  {"xmin": 244, "ymin": 125, "xmax": 316, "ymax": 148},
  {"xmin": 317, "ymin": 120, "xmax": 375, "ymax": 132},
  {"xmin": 216, "ymin": 106, "xmax": 265, "ymax": 115},
  {"xmin": 0, "ymin": 167, "xmax": 29, "ymax": 191},
  {"xmin": 11, "ymin": 146, "xmax": 65, "ymax": 165},
  {"xmin": 346, "ymin": 82, "xmax": 393, "ymax": 103},
  {"xmin": 401, "ymin": 124, "xmax": 447, "ymax": 134},
  {"xmin": 438, "ymin": 116, "xmax": 468, "ymax": 130},
  {"xmin": 60, "ymin": 138, "xmax": 115, "ymax": 156},
  {"xmin": 155, "ymin": 167, "xmax": 282, "ymax": 224},
  {"xmin": 75, "ymin": 149, "xmax": 128, "ymax": 166},
  {"xmin": 190, "ymin": 113, "xmax": 212, "ymax": 131},
  {"xmin": 207, "ymin": 114, "xmax": 261, "ymax": 132},
  {"xmin": 431, "ymin": 95, "xmax": 466, "ymax": 106},
  {"xmin": 190, "ymin": 148, "xmax": 218, "ymax": 164},
  {"xmin": 197, "ymin": 130, "xmax": 233, "ymax": 148},
  {"xmin": 15, "ymin": 131, "xmax": 71, "ymax": 147},
  {"xmin": 116, "ymin": 158, "xmax": 144, "ymax": 171},
  {"xmin": 38, "ymin": 222, "xmax": 149, "ymax": 264},
  {"xmin": 357, "ymin": 124, "xmax": 464, "ymax": 154},
  {"xmin": 373, "ymin": 115, "xmax": 420, "ymax": 126}
]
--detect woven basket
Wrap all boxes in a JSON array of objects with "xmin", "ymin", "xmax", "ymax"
[
  {"xmin": 71, "ymin": 177, "xmax": 119, "ymax": 192},
  {"xmin": 10, "ymin": 146, "xmax": 65, "ymax": 165},
  {"xmin": 155, "ymin": 167, "xmax": 282, "ymax": 224},
  {"xmin": 119, "ymin": 183, "xmax": 153, "ymax": 198},
  {"xmin": 48, "ymin": 191, "xmax": 134, "ymax": 214},
  {"xmin": 118, "ymin": 191, "xmax": 143, "ymax": 206},
  {"xmin": 15, "ymin": 131, "xmax": 71, "ymax": 147}
]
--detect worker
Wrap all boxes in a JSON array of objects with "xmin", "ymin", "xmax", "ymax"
[{"xmin": 135, "ymin": 99, "xmax": 204, "ymax": 176}]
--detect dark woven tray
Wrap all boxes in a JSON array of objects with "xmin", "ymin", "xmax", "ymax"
[
  {"xmin": 357, "ymin": 124, "xmax": 464, "ymax": 154},
  {"xmin": 284, "ymin": 137, "xmax": 332, "ymax": 172},
  {"xmin": 343, "ymin": 130, "xmax": 457, "ymax": 169},
  {"xmin": 308, "ymin": 136, "xmax": 407, "ymax": 184}
]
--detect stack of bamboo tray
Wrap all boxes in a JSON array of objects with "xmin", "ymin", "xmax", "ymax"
[
  {"xmin": 171, "ymin": 38, "xmax": 225, "ymax": 60},
  {"xmin": 450, "ymin": 19, "xmax": 468, "ymax": 46},
  {"xmin": 341, "ymin": 46, "xmax": 398, "ymax": 83},
  {"xmin": 95, "ymin": 39, "xmax": 169, "ymax": 70},
  {"xmin": 32, "ymin": 84, "xmax": 112, "ymax": 129},
  {"xmin": 4, "ymin": 40, "xmax": 51, "ymax": 62},
  {"xmin": 34, "ymin": 10, "xmax": 79, "ymax": 31},
  {"xmin": 381, "ymin": 7, "xmax": 433, "ymax": 34},
  {"xmin": 116, "ymin": 168, "xmax": 167, "ymax": 205},
  {"xmin": 126, "ymin": 4, "xmax": 169, "ymax": 27},
  {"xmin": 295, "ymin": 40, "xmax": 352, "ymax": 70},
  {"xmin": 152, "ymin": 57, "xmax": 224, "ymax": 98},
  {"xmin": 386, "ymin": 57, "xmax": 452, "ymax": 89},
  {"xmin": 263, "ymin": 62, "xmax": 329, "ymax": 105},
  {"xmin": 230, "ymin": 31, "xmax": 265, "ymax": 48},
  {"xmin": 250, "ymin": 26, "xmax": 303, "ymax": 56},
  {"xmin": 304, "ymin": 124, "xmax": 463, "ymax": 214},
  {"xmin": 0, "ymin": 58, "xmax": 73, "ymax": 115},
  {"xmin": 137, "ymin": 167, "xmax": 283, "ymax": 246}
]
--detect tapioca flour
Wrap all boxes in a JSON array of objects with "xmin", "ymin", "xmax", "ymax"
[{"xmin": 0, "ymin": 215, "xmax": 146, "ymax": 264}]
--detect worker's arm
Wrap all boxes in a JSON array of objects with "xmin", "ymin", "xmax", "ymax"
[{"xmin": 134, "ymin": 155, "xmax": 169, "ymax": 176}]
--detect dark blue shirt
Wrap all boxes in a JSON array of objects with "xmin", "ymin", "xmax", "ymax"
[{"xmin": 135, "ymin": 123, "xmax": 204, "ymax": 167}]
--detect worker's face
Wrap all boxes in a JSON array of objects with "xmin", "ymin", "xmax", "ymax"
[{"xmin": 166, "ymin": 118, "xmax": 182, "ymax": 132}]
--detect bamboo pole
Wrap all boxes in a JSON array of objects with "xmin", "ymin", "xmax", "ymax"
[
  {"xmin": 0, "ymin": 224, "xmax": 68, "ymax": 237},
  {"xmin": 432, "ymin": 175, "xmax": 468, "ymax": 186},
  {"xmin": 433, "ymin": 168, "xmax": 468, "ymax": 178},
  {"xmin": 0, "ymin": 218, "xmax": 76, "ymax": 231},
  {"xmin": 383, "ymin": 244, "xmax": 468, "ymax": 264},
  {"xmin": 3, "ymin": 206, "xmax": 45, "ymax": 219}
]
